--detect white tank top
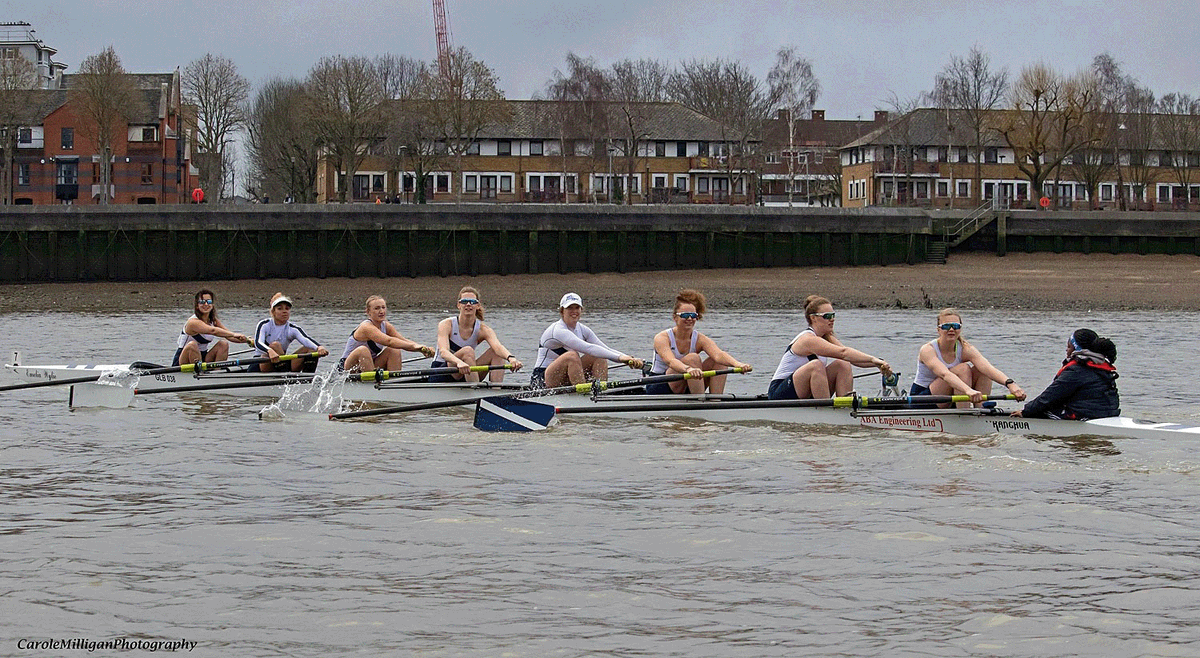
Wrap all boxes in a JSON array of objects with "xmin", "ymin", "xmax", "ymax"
[
  {"xmin": 177, "ymin": 315, "xmax": 219, "ymax": 350},
  {"xmin": 771, "ymin": 329, "xmax": 831, "ymax": 381},
  {"xmin": 913, "ymin": 339, "xmax": 963, "ymax": 386},
  {"xmin": 650, "ymin": 330, "xmax": 699, "ymax": 375},
  {"xmin": 339, "ymin": 320, "xmax": 393, "ymax": 360},
  {"xmin": 432, "ymin": 317, "xmax": 482, "ymax": 366}
]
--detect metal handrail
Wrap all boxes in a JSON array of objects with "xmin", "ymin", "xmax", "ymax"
[{"xmin": 945, "ymin": 199, "xmax": 1002, "ymax": 242}]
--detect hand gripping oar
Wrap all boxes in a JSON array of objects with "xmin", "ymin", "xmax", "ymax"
[
  {"xmin": 347, "ymin": 363, "xmax": 512, "ymax": 383},
  {"xmin": 329, "ymin": 367, "xmax": 744, "ymax": 421},
  {"xmin": 473, "ymin": 392, "xmax": 1017, "ymax": 432},
  {"xmin": 1, "ymin": 352, "xmax": 321, "ymax": 393},
  {"xmin": 473, "ymin": 368, "xmax": 745, "ymax": 431}
]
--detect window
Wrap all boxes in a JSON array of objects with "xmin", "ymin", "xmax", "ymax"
[
  {"xmin": 916, "ymin": 181, "xmax": 928, "ymax": 198},
  {"xmin": 61, "ymin": 127, "xmax": 74, "ymax": 150},
  {"xmin": 653, "ymin": 175, "xmax": 666, "ymax": 189},
  {"xmin": 655, "ymin": 141, "xmax": 666, "ymax": 157},
  {"xmin": 529, "ymin": 140, "xmax": 543, "ymax": 156},
  {"xmin": 56, "ymin": 162, "xmax": 78, "ymax": 185},
  {"xmin": 497, "ymin": 140, "xmax": 511, "ymax": 156},
  {"xmin": 0, "ymin": 47, "xmax": 16, "ymax": 59},
  {"xmin": 674, "ymin": 176, "xmax": 688, "ymax": 192},
  {"xmin": 937, "ymin": 180, "xmax": 949, "ymax": 197},
  {"xmin": 957, "ymin": 147, "xmax": 968, "ymax": 163},
  {"xmin": 499, "ymin": 175, "xmax": 512, "ymax": 193},
  {"xmin": 17, "ymin": 163, "xmax": 29, "ymax": 186},
  {"xmin": 18, "ymin": 127, "xmax": 31, "ymax": 144},
  {"xmin": 697, "ymin": 142, "xmax": 709, "ymax": 157},
  {"xmin": 464, "ymin": 175, "xmax": 477, "ymax": 193},
  {"xmin": 697, "ymin": 177, "xmax": 709, "ymax": 193},
  {"xmin": 629, "ymin": 176, "xmax": 639, "ymax": 194},
  {"xmin": 937, "ymin": 146, "xmax": 948, "ymax": 163},
  {"xmin": 142, "ymin": 127, "xmax": 157, "ymax": 142},
  {"xmin": 956, "ymin": 180, "xmax": 969, "ymax": 198},
  {"xmin": 141, "ymin": 163, "xmax": 153, "ymax": 184},
  {"xmin": 1074, "ymin": 184, "xmax": 1086, "ymax": 201},
  {"xmin": 1101, "ymin": 184, "xmax": 1114, "ymax": 202},
  {"xmin": 676, "ymin": 141, "xmax": 687, "ymax": 157},
  {"xmin": 467, "ymin": 141, "xmax": 480, "ymax": 155},
  {"xmin": 436, "ymin": 174, "xmax": 449, "ymax": 193},
  {"xmin": 372, "ymin": 174, "xmax": 385, "ymax": 192},
  {"xmin": 984, "ymin": 147, "xmax": 998, "ymax": 164},
  {"xmin": 1158, "ymin": 185, "xmax": 1171, "ymax": 203}
]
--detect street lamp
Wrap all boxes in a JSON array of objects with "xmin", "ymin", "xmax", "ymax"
[
  {"xmin": 607, "ymin": 141, "xmax": 615, "ymax": 204},
  {"xmin": 398, "ymin": 145, "xmax": 408, "ymax": 203}
]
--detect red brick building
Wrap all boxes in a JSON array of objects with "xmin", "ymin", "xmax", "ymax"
[{"xmin": 13, "ymin": 71, "xmax": 192, "ymax": 205}]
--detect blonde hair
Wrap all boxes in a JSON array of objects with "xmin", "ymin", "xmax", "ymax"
[
  {"xmin": 365, "ymin": 295, "xmax": 386, "ymax": 314},
  {"xmin": 937, "ymin": 307, "xmax": 961, "ymax": 324},
  {"xmin": 674, "ymin": 289, "xmax": 706, "ymax": 319},
  {"xmin": 458, "ymin": 285, "xmax": 484, "ymax": 321}
]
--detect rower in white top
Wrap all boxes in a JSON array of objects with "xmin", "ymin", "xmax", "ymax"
[
  {"xmin": 531, "ymin": 292, "xmax": 644, "ymax": 388},
  {"xmin": 249, "ymin": 292, "xmax": 329, "ymax": 372}
]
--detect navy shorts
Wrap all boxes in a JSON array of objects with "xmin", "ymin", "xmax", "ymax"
[
  {"xmin": 171, "ymin": 347, "xmax": 207, "ymax": 367},
  {"xmin": 767, "ymin": 377, "xmax": 798, "ymax": 400},
  {"xmin": 644, "ymin": 381, "xmax": 674, "ymax": 395},
  {"xmin": 909, "ymin": 382, "xmax": 937, "ymax": 408}
]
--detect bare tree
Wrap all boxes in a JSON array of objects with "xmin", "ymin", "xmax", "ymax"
[
  {"xmin": 0, "ymin": 56, "xmax": 39, "ymax": 204},
  {"xmin": 428, "ymin": 47, "xmax": 509, "ymax": 203},
  {"xmin": 1154, "ymin": 93, "xmax": 1200, "ymax": 210},
  {"xmin": 1066, "ymin": 70, "xmax": 1115, "ymax": 208},
  {"xmin": 611, "ymin": 58, "xmax": 671, "ymax": 204},
  {"xmin": 545, "ymin": 53, "xmax": 613, "ymax": 203},
  {"xmin": 70, "ymin": 46, "xmax": 138, "ymax": 205},
  {"xmin": 932, "ymin": 47, "xmax": 1008, "ymax": 205},
  {"xmin": 881, "ymin": 92, "xmax": 927, "ymax": 206},
  {"xmin": 999, "ymin": 64, "xmax": 1077, "ymax": 204},
  {"xmin": 374, "ymin": 55, "xmax": 439, "ymax": 202},
  {"xmin": 183, "ymin": 54, "xmax": 249, "ymax": 202},
  {"xmin": 246, "ymin": 77, "xmax": 320, "ymax": 203},
  {"xmin": 669, "ymin": 58, "xmax": 775, "ymax": 205},
  {"xmin": 305, "ymin": 55, "xmax": 388, "ymax": 202},
  {"xmin": 767, "ymin": 46, "xmax": 820, "ymax": 207},
  {"xmin": 1120, "ymin": 85, "xmax": 1157, "ymax": 210}
]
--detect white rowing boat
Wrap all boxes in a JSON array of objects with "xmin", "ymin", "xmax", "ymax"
[
  {"xmin": 3, "ymin": 361, "xmax": 529, "ymax": 408},
  {"xmin": 473, "ymin": 392, "xmax": 1200, "ymax": 441}
]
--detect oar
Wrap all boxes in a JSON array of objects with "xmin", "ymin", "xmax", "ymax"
[
  {"xmin": 474, "ymin": 393, "xmax": 1017, "ymax": 432},
  {"xmin": 473, "ymin": 368, "xmax": 746, "ymax": 431},
  {"xmin": 348, "ymin": 363, "xmax": 512, "ymax": 383},
  {"xmin": 330, "ymin": 368, "xmax": 744, "ymax": 421},
  {"xmin": 69, "ymin": 375, "xmax": 318, "ymax": 408}
]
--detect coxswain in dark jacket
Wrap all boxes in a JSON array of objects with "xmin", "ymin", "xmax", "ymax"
[{"xmin": 1020, "ymin": 335, "xmax": 1120, "ymax": 420}]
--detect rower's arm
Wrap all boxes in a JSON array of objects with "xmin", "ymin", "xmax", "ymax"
[{"xmin": 964, "ymin": 347, "xmax": 1026, "ymax": 400}]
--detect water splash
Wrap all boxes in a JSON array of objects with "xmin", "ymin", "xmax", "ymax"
[{"xmin": 258, "ymin": 370, "xmax": 347, "ymax": 420}]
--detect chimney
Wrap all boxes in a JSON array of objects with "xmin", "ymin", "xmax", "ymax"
[
  {"xmin": 874, "ymin": 110, "xmax": 889, "ymax": 123},
  {"xmin": 811, "ymin": 109, "xmax": 825, "ymax": 121},
  {"xmin": 777, "ymin": 108, "xmax": 791, "ymax": 122}
]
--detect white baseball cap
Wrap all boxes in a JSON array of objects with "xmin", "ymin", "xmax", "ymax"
[
  {"xmin": 559, "ymin": 292, "xmax": 583, "ymax": 308},
  {"xmin": 271, "ymin": 295, "xmax": 293, "ymax": 309}
]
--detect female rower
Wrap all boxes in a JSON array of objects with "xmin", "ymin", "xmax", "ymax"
[
  {"xmin": 429, "ymin": 286, "xmax": 523, "ymax": 383},
  {"xmin": 172, "ymin": 288, "xmax": 250, "ymax": 366},
  {"xmin": 767, "ymin": 295, "xmax": 891, "ymax": 400},
  {"xmin": 248, "ymin": 293, "xmax": 329, "ymax": 373},
  {"xmin": 338, "ymin": 295, "xmax": 435, "ymax": 372},
  {"xmin": 531, "ymin": 292, "xmax": 644, "ymax": 388},
  {"xmin": 1013, "ymin": 328, "xmax": 1119, "ymax": 420},
  {"xmin": 911, "ymin": 308, "xmax": 1026, "ymax": 407},
  {"xmin": 647, "ymin": 289, "xmax": 752, "ymax": 394}
]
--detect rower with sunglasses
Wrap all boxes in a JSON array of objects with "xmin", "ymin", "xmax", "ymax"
[
  {"xmin": 172, "ymin": 288, "xmax": 251, "ymax": 367},
  {"xmin": 911, "ymin": 308, "xmax": 1026, "ymax": 407},
  {"xmin": 646, "ymin": 289, "xmax": 752, "ymax": 395},
  {"xmin": 768, "ymin": 295, "xmax": 892, "ymax": 400},
  {"xmin": 429, "ymin": 286, "xmax": 523, "ymax": 383}
]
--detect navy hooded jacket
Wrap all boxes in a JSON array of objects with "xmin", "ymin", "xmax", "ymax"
[{"xmin": 1021, "ymin": 358, "xmax": 1120, "ymax": 420}]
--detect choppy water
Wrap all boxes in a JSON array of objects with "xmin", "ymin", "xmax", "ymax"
[{"xmin": 1, "ymin": 305, "xmax": 1198, "ymax": 657}]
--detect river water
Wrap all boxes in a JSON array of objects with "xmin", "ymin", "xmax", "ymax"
[{"xmin": 1, "ymin": 306, "xmax": 1198, "ymax": 657}]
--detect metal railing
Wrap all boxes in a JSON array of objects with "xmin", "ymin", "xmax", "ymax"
[{"xmin": 945, "ymin": 199, "xmax": 1003, "ymax": 244}]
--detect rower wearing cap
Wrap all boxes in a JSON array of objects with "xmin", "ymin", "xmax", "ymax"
[
  {"xmin": 531, "ymin": 292, "xmax": 644, "ymax": 388},
  {"xmin": 429, "ymin": 285, "xmax": 523, "ymax": 383},
  {"xmin": 1013, "ymin": 328, "xmax": 1119, "ymax": 420},
  {"xmin": 338, "ymin": 295, "xmax": 435, "ymax": 373},
  {"xmin": 647, "ymin": 289, "xmax": 752, "ymax": 394},
  {"xmin": 248, "ymin": 292, "xmax": 329, "ymax": 373},
  {"xmin": 911, "ymin": 308, "xmax": 1026, "ymax": 408},
  {"xmin": 768, "ymin": 295, "xmax": 892, "ymax": 400}
]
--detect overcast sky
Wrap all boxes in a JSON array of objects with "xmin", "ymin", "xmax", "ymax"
[{"xmin": 12, "ymin": 0, "xmax": 1200, "ymax": 119}]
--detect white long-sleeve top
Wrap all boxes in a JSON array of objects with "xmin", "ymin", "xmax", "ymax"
[{"xmin": 533, "ymin": 319, "xmax": 623, "ymax": 369}]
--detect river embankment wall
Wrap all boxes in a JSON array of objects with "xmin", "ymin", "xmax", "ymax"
[{"xmin": 0, "ymin": 204, "xmax": 1195, "ymax": 282}]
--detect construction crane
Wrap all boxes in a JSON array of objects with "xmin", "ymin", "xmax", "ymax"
[{"xmin": 432, "ymin": 0, "xmax": 452, "ymax": 77}]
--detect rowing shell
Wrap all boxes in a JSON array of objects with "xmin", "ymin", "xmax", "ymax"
[
  {"xmin": 477, "ymin": 393, "xmax": 1200, "ymax": 441},
  {"xmin": 3, "ymin": 363, "xmax": 528, "ymax": 407}
]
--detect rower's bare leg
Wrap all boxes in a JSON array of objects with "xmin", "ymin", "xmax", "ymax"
[
  {"xmin": 827, "ymin": 359, "xmax": 853, "ymax": 396},
  {"xmin": 179, "ymin": 342, "xmax": 203, "ymax": 366},
  {"xmin": 475, "ymin": 347, "xmax": 506, "ymax": 382},
  {"xmin": 702, "ymin": 355, "xmax": 729, "ymax": 394},
  {"xmin": 292, "ymin": 345, "xmax": 315, "ymax": 372},
  {"xmin": 380, "ymin": 348, "xmax": 404, "ymax": 371},
  {"xmin": 345, "ymin": 345, "xmax": 375, "ymax": 373},
  {"xmin": 453, "ymin": 346, "xmax": 480, "ymax": 382},
  {"xmin": 943, "ymin": 362, "xmax": 977, "ymax": 408},
  {"xmin": 583, "ymin": 354, "xmax": 608, "ymax": 383},
  {"xmin": 545, "ymin": 352, "xmax": 583, "ymax": 387},
  {"xmin": 206, "ymin": 339, "xmax": 230, "ymax": 362},
  {"xmin": 791, "ymin": 359, "xmax": 830, "ymax": 399},
  {"xmin": 970, "ymin": 365, "xmax": 993, "ymax": 408}
]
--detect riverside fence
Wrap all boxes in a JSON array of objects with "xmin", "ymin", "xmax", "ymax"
[{"xmin": 0, "ymin": 204, "xmax": 1196, "ymax": 283}]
